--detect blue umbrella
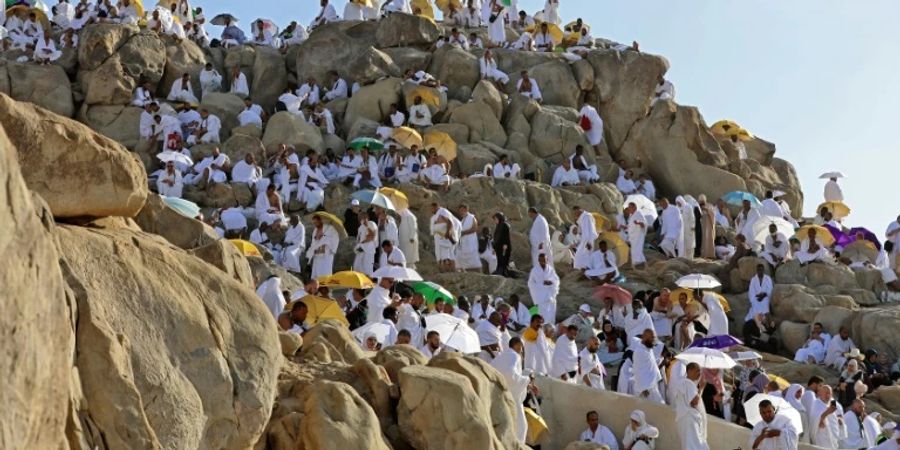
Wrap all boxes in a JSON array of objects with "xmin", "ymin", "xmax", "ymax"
[
  {"xmin": 721, "ymin": 191, "xmax": 761, "ymax": 207},
  {"xmin": 689, "ymin": 334, "xmax": 743, "ymax": 350},
  {"xmin": 351, "ymin": 189, "xmax": 396, "ymax": 211}
]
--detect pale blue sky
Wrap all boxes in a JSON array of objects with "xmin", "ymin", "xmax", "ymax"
[{"xmin": 199, "ymin": 0, "xmax": 899, "ymax": 236}]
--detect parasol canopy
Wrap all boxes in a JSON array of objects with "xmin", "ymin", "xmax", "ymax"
[
  {"xmin": 793, "ymin": 224, "xmax": 835, "ymax": 247},
  {"xmin": 593, "ymin": 284, "xmax": 632, "ymax": 306},
  {"xmin": 721, "ymin": 190, "xmax": 761, "ymax": 207},
  {"xmin": 675, "ymin": 273, "xmax": 722, "ymax": 290},
  {"xmin": 311, "ymin": 211, "xmax": 348, "ymax": 238},
  {"xmin": 423, "ymin": 130, "xmax": 457, "ymax": 161},
  {"xmin": 377, "ymin": 187, "xmax": 409, "ymax": 211},
  {"xmin": 411, "ymin": 281, "xmax": 455, "ymax": 305},
  {"xmin": 210, "ymin": 13, "xmax": 238, "ymax": 25},
  {"xmin": 817, "ymin": 200, "xmax": 851, "ymax": 220},
  {"xmin": 295, "ymin": 295, "xmax": 349, "ymax": 327},
  {"xmin": 228, "ymin": 239, "xmax": 262, "ymax": 257},
  {"xmin": 392, "ymin": 126, "xmax": 424, "ymax": 149},
  {"xmin": 425, "ymin": 313, "xmax": 480, "ymax": 353},
  {"xmin": 598, "ymin": 231, "xmax": 629, "ymax": 266},
  {"xmin": 372, "ymin": 266, "xmax": 423, "ymax": 281},
  {"xmin": 317, "ymin": 270, "xmax": 374, "ymax": 289},
  {"xmin": 351, "ymin": 189, "xmax": 396, "ymax": 211},
  {"xmin": 349, "ymin": 136, "xmax": 385, "ymax": 152},
  {"xmin": 675, "ymin": 347, "xmax": 737, "ymax": 369},
  {"xmin": 623, "ymin": 193, "xmax": 658, "ymax": 220}
]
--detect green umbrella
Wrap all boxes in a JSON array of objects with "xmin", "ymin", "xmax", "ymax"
[
  {"xmin": 500, "ymin": 0, "xmax": 511, "ymax": 5},
  {"xmin": 411, "ymin": 281, "xmax": 455, "ymax": 305},
  {"xmin": 349, "ymin": 137, "xmax": 385, "ymax": 152},
  {"xmin": 529, "ymin": 305, "xmax": 539, "ymax": 315}
]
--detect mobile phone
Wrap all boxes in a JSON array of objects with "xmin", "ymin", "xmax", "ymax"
[{"xmin": 830, "ymin": 400, "xmax": 837, "ymax": 407}]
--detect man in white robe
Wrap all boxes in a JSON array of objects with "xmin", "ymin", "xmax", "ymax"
[
  {"xmin": 167, "ymin": 73, "xmax": 198, "ymax": 103},
  {"xmin": 398, "ymin": 208, "xmax": 419, "ymax": 269},
  {"xmin": 650, "ymin": 75, "xmax": 675, "ymax": 107},
  {"xmin": 528, "ymin": 208, "xmax": 552, "ymax": 267},
  {"xmin": 186, "ymin": 109, "xmax": 221, "ymax": 145},
  {"xmin": 280, "ymin": 215, "xmax": 306, "ymax": 273},
  {"xmin": 522, "ymin": 315, "xmax": 553, "ymax": 375},
  {"xmin": 516, "ymin": 71, "xmax": 542, "ymax": 102},
  {"xmin": 579, "ymin": 411, "xmax": 618, "ymax": 448},
  {"xmin": 810, "ymin": 386, "xmax": 847, "ymax": 448},
  {"xmin": 311, "ymin": 0, "xmax": 339, "ymax": 28},
  {"xmin": 398, "ymin": 295, "xmax": 425, "ymax": 346},
  {"xmin": 625, "ymin": 203, "xmax": 649, "ymax": 269},
  {"xmin": 407, "ymin": 97, "xmax": 432, "ymax": 129},
  {"xmin": 578, "ymin": 104, "xmax": 604, "ymax": 153},
  {"xmin": 550, "ymin": 325, "xmax": 579, "ymax": 380},
  {"xmin": 34, "ymin": 31, "xmax": 62, "ymax": 63},
  {"xmin": 796, "ymin": 228, "xmax": 831, "ymax": 265},
  {"xmin": 573, "ymin": 206, "xmax": 597, "ymax": 269},
  {"xmin": 658, "ymin": 197, "xmax": 684, "ymax": 258},
  {"xmin": 480, "ymin": 49, "xmax": 509, "ymax": 84},
  {"xmin": 490, "ymin": 338, "xmax": 533, "ymax": 444},
  {"xmin": 746, "ymin": 263, "xmax": 773, "ymax": 330},
  {"xmin": 794, "ymin": 325, "xmax": 828, "ymax": 364},
  {"xmin": 702, "ymin": 290, "xmax": 729, "ymax": 337},
  {"xmin": 749, "ymin": 399, "xmax": 799, "ymax": 450},
  {"xmin": 492, "ymin": 155, "xmax": 521, "ymax": 179},
  {"xmin": 672, "ymin": 362, "xmax": 710, "ymax": 450},
  {"xmin": 255, "ymin": 275, "xmax": 285, "ymax": 319},
  {"xmin": 156, "ymin": 162, "xmax": 183, "ymax": 197},
  {"xmin": 824, "ymin": 176, "xmax": 843, "ymax": 202},
  {"xmin": 377, "ymin": 103, "xmax": 405, "ymax": 140},
  {"xmin": 842, "ymin": 399, "xmax": 874, "ymax": 449},
  {"xmin": 631, "ymin": 329, "xmax": 665, "ymax": 404},
  {"xmin": 476, "ymin": 313, "xmax": 505, "ymax": 361},
  {"xmin": 430, "ymin": 203, "xmax": 458, "ymax": 271},
  {"xmin": 585, "ymin": 240, "xmax": 618, "ymax": 282},
  {"xmin": 298, "ymin": 158, "xmax": 328, "ymax": 210},
  {"xmin": 354, "ymin": 213, "xmax": 379, "ymax": 276},
  {"xmin": 455, "ymin": 205, "xmax": 481, "ymax": 271},
  {"xmin": 760, "ymin": 224, "xmax": 791, "ymax": 267},
  {"xmin": 231, "ymin": 153, "xmax": 262, "ymax": 188},
  {"xmin": 486, "ymin": 3, "xmax": 507, "ymax": 46},
  {"xmin": 887, "ymin": 215, "xmax": 900, "ymax": 271},
  {"xmin": 543, "ymin": 0, "xmax": 561, "ymax": 24},
  {"xmin": 534, "ymin": 25, "xmax": 555, "ymax": 52},
  {"xmin": 322, "ymin": 71, "xmax": 348, "ymax": 102},
  {"xmin": 676, "ymin": 196, "xmax": 696, "ymax": 259},
  {"xmin": 306, "ymin": 215, "xmax": 340, "ymax": 279},
  {"xmin": 579, "ymin": 337, "xmax": 607, "ymax": 391},
  {"xmin": 365, "ymin": 277, "xmax": 395, "ymax": 325},
  {"xmin": 528, "ymin": 254, "xmax": 560, "ymax": 323},
  {"xmin": 378, "ymin": 240, "xmax": 406, "ymax": 269},
  {"xmin": 551, "ymin": 158, "xmax": 581, "ymax": 187},
  {"xmin": 824, "ymin": 326, "xmax": 855, "ymax": 370},
  {"xmin": 297, "ymin": 77, "xmax": 321, "ymax": 107},
  {"xmin": 199, "ymin": 63, "xmax": 221, "ymax": 98}
]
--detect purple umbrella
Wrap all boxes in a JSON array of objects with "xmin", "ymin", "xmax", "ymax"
[
  {"xmin": 822, "ymin": 224, "xmax": 848, "ymax": 248},
  {"xmin": 689, "ymin": 334, "xmax": 743, "ymax": 350},
  {"xmin": 843, "ymin": 227, "xmax": 882, "ymax": 251}
]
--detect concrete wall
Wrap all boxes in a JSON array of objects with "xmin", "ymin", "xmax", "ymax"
[{"xmin": 534, "ymin": 376, "xmax": 823, "ymax": 450}]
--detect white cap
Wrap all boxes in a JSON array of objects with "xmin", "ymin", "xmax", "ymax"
[
  {"xmin": 579, "ymin": 304, "xmax": 591, "ymax": 313},
  {"xmin": 351, "ymin": 199, "xmax": 360, "ymax": 206}
]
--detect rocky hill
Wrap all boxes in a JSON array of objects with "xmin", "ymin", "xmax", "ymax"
[{"xmin": 1, "ymin": 13, "xmax": 898, "ymax": 450}]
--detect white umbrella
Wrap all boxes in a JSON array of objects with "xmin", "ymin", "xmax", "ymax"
[
  {"xmin": 351, "ymin": 321, "xmax": 394, "ymax": 346},
  {"xmin": 372, "ymin": 266, "xmax": 423, "ymax": 281},
  {"xmin": 623, "ymin": 193, "xmax": 658, "ymax": 220},
  {"xmin": 819, "ymin": 171, "xmax": 845, "ymax": 179},
  {"xmin": 731, "ymin": 351, "xmax": 763, "ymax": 362},
  {"xmin": 674, "ymin": 347, "xmax": 737, "ymax": 369},
  {"xmin": 750, "ymin": 217, "xmax": 795, "ymax": 248},
  {"xmin": 425, "ymin": 313, "xmax": 480, "ymax": 354},
  {"xmin": 744, "ymin": 394, "xmax": 804, "ymax": 434},
  {"xmin": 157, "ymin": 151, "xmax": 193, "ymax": 166},
  {"xmin": 675, "ymin": 274, "xmax": 721, "ymax": 290}
]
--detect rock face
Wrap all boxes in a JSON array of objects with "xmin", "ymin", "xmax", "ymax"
[
  {"xmin": 77, "ymin": 105, "xmax": 144, "ymax": 149},
  {"xmin": 262, "ymin": 111, "xmax": 326, "ymax": 152},
  {"xmin": 0, "ymin": 94, "xmax": 148, "ymax": 218},
  {"xmin": 295, "ymin": 21, "xmax": 396, "ymax": 86},
  {"xmin": 0, "ymin": 124, "xmax": 72, "ymax": 450},
  {"xmin": 4, "ymin": 61, "xmax": 75, "ymax": 117},
  {"xmin": 375, "ymin": 12, "xmax": 440, "ymax": 48},
  {"xmin": 134, "ymin": 194, "xmax": 220, "ymax": 250},
  {"xmin": 58, "ymin": 224, "xmax": 280, "ymax": 450},
  {"xmin": 300, "ymin": 380, "xmax": 393, "ymax": 450}
]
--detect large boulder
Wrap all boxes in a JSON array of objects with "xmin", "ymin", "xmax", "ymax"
[
  {"xmin": 77, "ymin": 104, "xmax": 144, "ymax": 150},
  {"xmin": 528, "ymin": 108, "xmax": 590, "ymax": 160},
  {"xmin": 472, "ymin": 80, "xmax": 504, "ymax": 120},
  {"xmin": 448, "ymin": 101, "xmax": 507, "ymax": 147},
  {"xmin": 299, "ymin": 380, "xmax": 392, "ymax": 450},
  {"xmin": 81, "ymin": 30, "xmax": 167, "ymax": 106},
  {"xmin": 779, "ymin": 321, "xmax": 811, "ymax": 354},
  {"xmin": 5, "ymin": 62, "xmax": 74, "ymax": 117},
  {"xmin": 57, "ymin": 225, "xmax": 280, "ymax": 450},
  {"xmin": 344, "ymin": 77, "xmax": 403, "ymax": 134},
  {"xmin": 585, "ymin": 49, "xmax": 668, "ymax": 151},
  {"xmin": 133, "ymin": 194, "xmax": 219, "ymax": 250},
  {"xmin": 850, "ymin": 307, "xmax": 900, "ymax": 360},
  {"xmin": 300, "ymin": 320, "xmax": 367, "ymax": 364},
  {"xmin": 0, "ymin": 94, "xmax": 148, "ymax": 218},
  {"xmin": 262, "ymin": 111, "xmax": 325, "ymax": 152},
  {"xmin": 522, "ymin": 60, "xmax": 580, "ymax": 108},
  {"xmin": 620, "ymin": 102, "xmax": 747, "ymax": 201},
  {"xmin": 188, "ymin": 239, "xmax": 256, "ymax": 289},
  {"xmin": 221, "ymin": 132, "xmax": 267, "ymax": 163},
  {"xmin": 160, "ymin": 38, "xmax": 207, "ymax": 100},
  {"xmin": 296, "ymin": 21, "xmax": 395, "ymax": 86},
  {"xmin": 251, "ymin": 46, "xmax": 288, "ymax": 111},
  {"xmin": 77, "ymin": 23, "xmax": 138, "ymax": 70},
  {"xmin": 0, "ymin": 124, "xmax": 72, "ymax": 450},
  {"xmin": 382, "ymin": 47, "xmax": 432, "ymax": 72},
  {"xmin": 375, "ymin": 12, "xmax": 441, "ymax": 48},
  {"xmin": 427, "ymin": 45, "xmax": 480, "ymax": 101}
]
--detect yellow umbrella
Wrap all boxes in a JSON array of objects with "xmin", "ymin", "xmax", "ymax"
[
  {"xmin": 563, "ymin": 20, "xmax": 591, "ymax": 33},
  {"xmin": 311, "ymin": 211, "xmax": 349, "ymax": 238},
  {"xmin": 710, "ymin": 120, "xmax": 740, "ymax": 135},
  {"xmin": 378, "ymin": 187, "xmax": 409, "ymax": 211},
  {"xmin": 590, "ymin": 212, "xmax": 609, "ymax": 232},
  {"xmin": 411, "ymin": 0, "xmax": 435, "ymax": 20},
  {"xmin": 423, "ymin": 130, "xmax": 457, "ymax": 161},
  {"xmin": 295, "ymin": 295, "xmax": 350, "ymax": 327},
  {"xmin": 393, "ymin": 126, "xmax": 424, "ymax": 150},
  {"xmin": 524, "ymin": 407, "xmax": 549, "ymax": 446},
  {"xmin": 769, "ymin": 374, "xmax": 790, "ymax": 390},
  {"xmin": 435, "ymin": 0, "xmax": 462, "ymax": 14},
  {"xmin": 317, "ymin": 271, "xmax": 375, "ymax": 289},
  {"xmin": 842, "ymin": 240, "xmax": 877, "ymax": 264},
  {"xmin": 132, "ymin": 0, "xmax": 145, "ymax": 18},
  {"xmin": 672, "ymin": 288, "xmax": 731, "ymax": 313},
  {"xmin": 598, "ymin": 231, "xmax": 629, "ymax": 266},
  {"xmin": 726, "ymin": 127, "xmax": 754, "ymax": 142},
  {"xmin": 6, "ymin": 5, "xmax": 50, "ymax": 29},
  {"xmin": 793, "ymin": 224, "xmax": 835, "ymax": 247},
  {"xmin": 817, "ymin": 200, "xmax": 851, "ymax": 220},
  {"xmin": 351, "ymin": 0, "xmax": 373, "ymax": 5},
  {"xmin": 155, "ymin": 0, "xmax": 176, "ymax": 7},
  {"xmin": 405, "ymin": 85, "xmax": 442, "ymax": 110},
  {"xmin": 228, "ymin": 239, "xmax": 262, "ymax": 257},
  {"xmin": 526, "ymin": 22, "xmax": 564, "ymax": 45}
]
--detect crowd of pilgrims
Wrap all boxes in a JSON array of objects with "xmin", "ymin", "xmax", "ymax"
[{"xmin": 5, "ymin": 1, "xmax": 900, "ymax": 449}]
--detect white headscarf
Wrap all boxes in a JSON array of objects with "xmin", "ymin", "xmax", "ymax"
[
  {"xmin": 627, "ymin": 409, "xmax": 659, "ymax": 439},
  {"xmin": 784, "ymin": 384, "xmax": 805, "ymax": 412}
]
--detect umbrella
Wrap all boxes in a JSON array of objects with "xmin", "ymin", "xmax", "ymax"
[
  {"xmin": 423, "ymin": 130, "xmax": 457, "ymax": 161},
  {"xmin": 675, "ymin": 274, "xmax": 721, "ymax": 290},
  {"xmin": 845, "ymin": 227, "xmax": 881, "ymax": 250},
  {"xmin": 731, "ymin": 351, "xmax": 763, "ymax": 362},
  {"xmin": 710, "ymin": 120, "xmax": 740, "ymax": 135},
  {"xmin": 721, "ymin": 191, "xmax": 761, "ymax": 207},
  {"xmin": 210, "ymin": 13, "xmax": 238, "ymax": 25},
  {"xmin": 769, "ymin": 374, "xmax": 791, "ymax": 390},
  {"xmin": 674, "ymin": 347, "xmax": 737, "ymax": 369},
  {"xmin": 392, "ymin": 126, "xmax": 424, "ymax": 149},
  {"xmin": 842, "ymin": 240, "xmax": 877, "ymax": 264},
  {"xmin": 351, "ymin": 189, "xmax": 396, "ymax": 211},
  {"xmin": 6, "ymin": 4, "xmax": 49, "ymax": 28},
  {"xmin": 689, "ymin": 334, "xmax": 743, "ymax": 350},
  {"xmin": 816, "ymin": 200, "xmax": 851, "ymax": 220},
  {"xmin": 525, "ymin": 407, "xmax": 549, "ymax": 446},
  {"xmin": 598, "ymin": 231, "xmax": 629, "ymax": 266},
  {"xmin": 671, "ymin": 288, "xmax": 730, "ymax": 312},
  {"xmin": 378, "ymin": 187, "xmax": 409, "ymax": 211},
  {"xmin": 744, "ymin": 394, "xmax": 804, "ymax": 434},
  {"xmin": 228, "ymin": 239, "xmax": 262, "ymax": 257},
  {"xmin": 819, "ymin": 171, "xmax": 845, "ymax": 179},
  {"xmin": 372, "ymin": 266, "xmax": 423, "ymax": 281},
  {"xmin": 593, "ymin": 284, "xmax": 632, "ymax": 306},
  {"xmin": 590, "ymin": 212, "xmax": 609, "ymax": 232},
  {"xmin": 162, "ymin": 196, "xmax": 200, "ymax": 219},
  {"xmin": 251, "ymin": 18, "xmax": 278, "ymax": 37},
  {"xmin": 406, "ymin": 85, "xmax": 442, "ymax": 109},
  {"xmin": 750, "ymin": 217, "xmax": 795, "ymax": 248},
  {"xmin": 132, "ymin": 0, "xmax": 145, "ymax": 18},
  {"xmin": 525, "ymin": 22, "xmax": 564, "ymax": 44},
  {"xmin": 317, "ymin": 270, "xmax": 374, "ymax": 289},
  {"xmin": 623, "ymin": 194, "xmax": 658, "ymax": 220},
  {"xmin": 296, "ymin": 295, "xmax": 349, "ymax": 327},
  {"xmin": 411, "ymin": 0, "xmax": 435, "ymax": 19},
  {"xmin": 425, "ymin": 313, "xmax": 480, "ymax": 354},
  {"xmin": 411, "ymin": 281, "xmax": 455, "ymax": 305},
  {"xmin": 352, "ymin": 321, "xmax": 394, "ymax": 346},
  {"xmin": 349, "ymin": 137, "xmax": 384, "ymax": 152},
  {"xmin": 156, "ymin": 151, "xmax": 193, "ymax": 166},
  {"xmin": 563, "ymin": 20, "xmax": 590, "ymax": 33},
  {"xmin": 793, "ymin": 224, "xmax": 835, "ymax": 247},
  {"xmin": 311, "ymin": 211, "xmax": 348, "ymax": 238},
  {"xmin": 726, "ymin": 127, "xmax": 754, "ymax": 141},
  {"xmin": 434, "ymin": 0, "xmax": 462, "ymax": 14}
]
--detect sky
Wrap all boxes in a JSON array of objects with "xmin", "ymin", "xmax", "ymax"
[{"xmin": 197, "ymin": 0, "xmax": 900, "ymax": 235}]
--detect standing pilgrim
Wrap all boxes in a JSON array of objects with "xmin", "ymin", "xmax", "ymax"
[
  {"xmin": 492, "ymin": 213, "xmax": 513, "ymax": 276},
  {"xmin": 658, "ymin": 197, "xmax": 684, "ymax": 258},
  {"xmin": 490, "ymin": 337, "xmax": 534, "ymax": 444},
  {"xmin": 698, "ymin": 195, "xmax": 717, "ymax": 259},
  {"xmin": 573, "ymin": 206, "xmax": 598, "ymax": 270},
  {"xmin": 306, "ymin": 214, "xmax": 340, "ymax": 279},
  {"xmin": 528, "ymin": 253, "xmax": 560, "ymax": 323},
  {"xmin": 229, "ymin": 66, "xmax": 249, "ymax": 98},
  {"xmin": 430, "ymin": 203, "xmax": 458, "ymax": 272},
  {"xmin": 456, "ymin": 205, "xmax": 482, "ymax": 271},
  {"xmin": 632, "ymin": 329, "xmax": 665, "ymax": 404},
  {"xmin": 486, "ymin": 0, "xmax": 507, "ymax": 46},
  {"xmin": 672, "ymin": 362, "xmax": 711, "ymax": 450},
  {"xmin": 353, "ymin": 211, "xmax": 379, "ymax": 276},
  {"xmin": 528, "ymin": 207, "xmax": 552, "ymax": 267},
  {"xmin": 823, "ymin": 175, "xmax": 843, "ymax": 202},
  {"xmin": 522, "ymin": 315, "xmax": 553, "ymax": 375},
  {"xmin": 398, "ymin": 208, "xmax": 420, "ymax": 269},
  {"xmin": 676, "ymin": 196, "xmax": 696, "ymax": 260},
  {"xmin": 578, "ymin": 104, "xmax": 604, "ymax": 155},
  {"xmin": 625, "ymin": 202, "xmax": 648, "ymax": 269}
]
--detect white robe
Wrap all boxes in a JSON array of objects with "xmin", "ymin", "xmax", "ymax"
[
  {"xmin": 703, "ymin": 293, "xmax": 729, "ymax": 337},
  {"xmin": 365, "ymin": 285, "xmax": 392, "ymax": 325},
  {"xmin": 408, "ymin": 104, "xmax": 432, "ymax": 127},
  {"xmin": 824, "ymin": 180, "xmax": 843, "ymax": 202},
  {"xmin": 529, "ymin": 214, "xmax": 552, "ymax": 266},
  {"xmin": 199, "ymin": 69, "xmax": 222, "ymax": 98},
  {"xmin": 255, "ymin": 277, "xmax": 285, "ymax": 319},
  {"xmin": 627, "ymin": 212, "xmax": 649, "ymax": 265},
  {"xmin": 298, "ymin": 164, "xmax": 328, "ymax": 210},
  {"xmin": 843, "ymin": 410, "xmax": 874, "ymax": 449},
  {"xmin": 660, "ymin": 204, "xmax": 684, "ymax": 257},
  {"xmin": 579, "ymin": 426, "xmax": 618, "ymax": 448},
  {"xmin": 231, "ymin": 160, "xmax": 261, "ymax": 186},
  {"xmin": 167, "ymin": 78, "xmax": 198, "ymax": 103},
  {"xmin": 796, "ymin": 238, "xmax": 830, "ymax": 264},
  {"xmin": 550, "ymin": 334, "xmax": 578, "ymax": 378},
  {"xmin": 551, "ymin": 165, "xmax": 580, "ymax": 187},
  {"xmin": 574, "ymin": 211, "xmax": 597, "ymax": 269},
  {"xmin": 761, "ymin": 232, "xmax": 791, "ymax": 266},
  {"xmin": 378, "ymin": 248, "xmax": 406, "ymax": 269},
  {"xmin": 229, "ymin": 72, "xmax": 250, "ymax": 98},
  {"xmin": 156, "ymin": 169, "xmax": 183, "ymax": 198},
  {"xmin": 672, "ymin": 378, "xmax": 710, "ymax": 450},
  {"xmin": 809, "ymin": 399, "xmax": 846, "ymax": 448},
  {"xmin": 490, "ymin": 349, "xmax": 529, "ymax": 443},
  {"xmin": 430, "ymin": 207, "xmax": 457, "ymax": 262},
  {"xmin": 527, "ymin": 264, "xmax": 559, "ymax": 323},
  {"xmin": 578, "ymin": 348, "xmax": 607, "ymax": 391},
  {"xmin": 585, "ymin": 250, "xmax": 617, "ymax": 279},
  {"xmin": 456, "ymin": 212, "xmax": 481, "ymax": 270},
  {"xmin": 306, "ymin": 225, "xmax": 339, "ymax": 279},
  {"xmin": 281, "ymin": 222, "xmax": 306, "ymax": 273},
  {"xmin": 746, "ymin": 274, "xmax": 773, "ymax": 322},
  {"xmin": 679, "ymin": 201, "xmax": 696, "ymax": 259},
  {"xmin": 543, "ymin": 0, "xmax": 561, "ymax": 24},
  {"xmin": 354, "ymin": 220, "xmax": 379, "ymax": 276},
  {"xmin": 750, "ymin": 413, "xmax": 799, "ymax": 450},
  {"xmin": 794, "ymin": 338, "xmax": 827, "ymax": 364},
  {"xmin": 516, "ymin": 78, "xmax": 542, "ymax": 101},
  {"xmin": 480, "ymin": 56, "xmax": 509, "ymax": 83},
  {"xmin": 824, "ymin": 335, "xmax": 854, "ymax": 369},
  {"xmin": 398, "ymin": 209, "xmax": 420, "ymax": 269},
  {"xmin": 487, "ymin": 6, "xmax": 507, "ymax": 45},
  {"xmin": 579, "ymin": 104, "xmax": 604, "ymax": 146},
  {"xmin": 34, "ymin": 37, "xmax": 62, "ymax": 62},
  {"xmin": 296, "ymin": 83, "xmax": 320, "ymax": 106},
  {"xmin": 631, "ymin": 341, "xmax": 664, "ymax": 403},
  {"xmin": 523, "ymin": 330, "xmax": 553, "ymax": 376}
]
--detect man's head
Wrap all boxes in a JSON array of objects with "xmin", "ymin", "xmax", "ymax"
[
  {"xmin": 488, "ymin": 311, "xmax": 501, "ymax": 327},
  {"xmin": 640, "ymin": 328, "xmax": 656, "ymax": 348},
  {"xmin": 818, "ymin": 384, "xmax": 833, "ymax": 402},
  {"xmin": 383, "ymin": 306, "xmax": 398, "ymax": 324},
  {"xmin": 686, "ymin": 362, "xmax": 701, "ymax": 381},
  {"xmin": 396, "ymin": 329, "xmax": 412, "ymax": 345},
  {"xmin": 565, "ymin": 324, "xmax": 578, "ymax": 340},
  {"xmin": 586, "ymin": 336, "xmax": 600, "ymax": 353},
  {"xmin": 756, "ymin": 263, "xmax": 765, "ymax": 278},
  {"xmin": 850, "ymin": 398, "xmax": 866, "ymax": 416},
  {"xmin": 538, "ymin": 252, "xmax": 547, "ymax": 268},
  {"xmin": 530, "ymin": 314, "xmax": 544, "ymax": 330},
  {"xmin": 426, "ymin": 330, "xmax": 441, "ymax": 349},
  {"xmin": 509, "ymin": 336, "xmax": 523, "ymax": 354},
  {"xmin": 290, "ymin": 301, "xmax": 308, "ymax": 324},
  {"xmin": 758, "ymin": 399, "xmax": 776, "ymax": 424},
  {"xmin": 839, "ymin": 326, "xmax": 850, "ymax": 339},
  {"xmin": 432, "ymin": 298, "xmax": 445, "ymax": 312},
  {"xmin": 381, "ymin": 240, "xmax": 394, "ymax": 253},
  {"xmin": 586, "ymin": 411, "xmax": 599, "ymax": 431},
  {"xmin": 598, "ymin": 240, "xmax": 608, "ymax": 252},
  {"xmin": 528, "ymin": 207, "xmax": 538, "ymax": 219}
]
